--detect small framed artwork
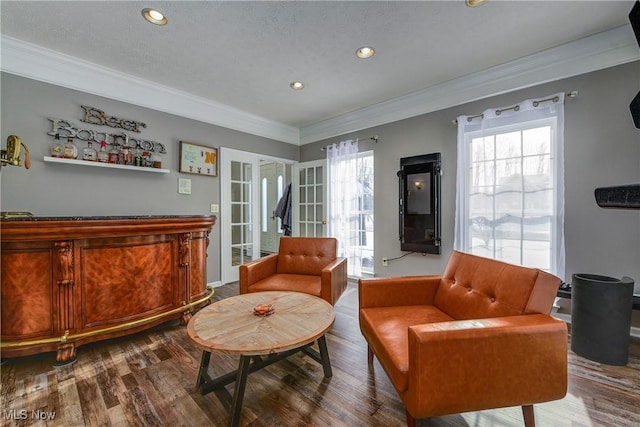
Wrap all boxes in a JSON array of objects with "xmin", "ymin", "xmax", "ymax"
[{"xmin": 179, "ymin": 141, "xmax": 218, "ymax": 176}]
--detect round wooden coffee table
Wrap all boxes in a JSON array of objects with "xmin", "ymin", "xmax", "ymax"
[{"xmin": 187, "ymin": 291, "xmax": 335, "ymax": 427}]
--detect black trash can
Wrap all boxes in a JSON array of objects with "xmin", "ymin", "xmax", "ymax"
[{"xmin": 570, "ymin": 274, "xmax": 634, "ymax": 365}]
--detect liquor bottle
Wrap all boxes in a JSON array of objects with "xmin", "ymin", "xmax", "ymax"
[
  {"xmin": 118, "ymin": 135, "xmax": 130, "ymax": 165},
  {"xmin": 151, "ymin": 153, "xmax": 162, "ymax": 168},
  {"xmin": 50, "ymin": 133, "xmax": 64, "ymax": 158},
  {"xmin": 132, "ymin": 146, "xmax": 143, "ymax": 167},
  {"xmin": 82, "ymin": 141, "xmax": 98, "ymax": 161},
  {"xmin": 97, "ymin": 140, "xmax": 109, "ymax": 163},
  {"xmin": 108, "ymin": 144, "xmax": 120, "ymax": 164},
  {"xmin": 63, "ymin": 137, "xmax": 78, "ymax": 159},
  {"xmin": 122, "ymin": 146, "xmax": 133, "ymax": 165}
]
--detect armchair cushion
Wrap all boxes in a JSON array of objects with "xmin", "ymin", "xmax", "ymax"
[
  {"xmin": 276, "ymin": 236, "xmax": 338, "ymax": 275},
  {"xmin": 360, "ymin": 305, "xmax": 453, "ymax": 392},
  {"xmin": 435, "ymin": 251, "xmax": 561, "ymax": 319},
  {"xmin": 243, "ymin": 274, "xmax": 322, "ymax": 298}
]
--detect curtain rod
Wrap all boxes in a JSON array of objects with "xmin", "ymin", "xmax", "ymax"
[
  {"xmin": 321, "ymin": 135, "xmax": 379, "ymax": 151},
  {"xmin": 451, "ymin": 91, "xmax": 578, "ymax": 125}
]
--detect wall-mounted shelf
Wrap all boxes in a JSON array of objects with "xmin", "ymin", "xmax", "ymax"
[{"xmin": 44, "ymin": 156, "xmax": 170, "ymax": 174}]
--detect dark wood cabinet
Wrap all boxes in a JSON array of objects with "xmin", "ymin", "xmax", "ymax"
[
  {"xmin": 398, "ymin": 153, "xmax": 442, "ymax": 254},
  {"xmin": 1, "ymin": 215, "xmax": 216, "ymax": 364}
]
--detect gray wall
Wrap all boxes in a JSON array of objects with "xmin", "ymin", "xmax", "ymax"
[
  {"xmin": 301, "ymin": 61, "xmax": 640, "ymax": 291},
  {"xmin": 3, "ymin": 61, "xmax": 639, "ymax": 293},
  {"xmin": 0, "ymin": 73, "xmax": 299, "ymax": 283}
]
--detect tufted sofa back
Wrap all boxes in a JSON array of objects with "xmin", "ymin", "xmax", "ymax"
[
  {"xmin": 434, "ymin": 250, "xmax": 561, "ymax": 320},
  {"xmin": 276, "ymin": 237, "xmax": 338, "ymax": 276}
]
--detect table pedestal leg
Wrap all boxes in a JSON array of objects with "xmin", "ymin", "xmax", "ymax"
[
  {"xmin": 228, "ymin": 355, "xmax": 251, "ymax": 427},
  {"xmin": 196, "ymin": 351, "xmax": 212, "ymax": 390},
  {"xmin": 301, "ymin": 335, "xmax": 333, "ymax": 378},
  {"xmin": 317, "ymin": 335, "xmax": 333, "ymax": 378}
]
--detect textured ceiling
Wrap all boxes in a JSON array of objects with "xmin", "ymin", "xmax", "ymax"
[{"xmin": 0, "ymin": 1, "xmax": 637, "ymax": 133}]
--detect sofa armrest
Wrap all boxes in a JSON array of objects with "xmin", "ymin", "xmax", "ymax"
[
  {"xmin": 403, "ymin": 314, "xmax": 568, "ymax": 418},
  {"xmin": 321, "ymin": 257, "xmax": 347, "ymax": 305},
  {"xmin": 358, "ymin": 276, "xmax": 441, "ymax": 309},
  {"xmin": 239, "ymin": 253, "xmax": 279, "ymax": 294}
]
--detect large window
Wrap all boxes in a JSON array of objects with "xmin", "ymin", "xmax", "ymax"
[{"xmin": 455, "ymin": 93, "xmax": 565, "ymax": 277}]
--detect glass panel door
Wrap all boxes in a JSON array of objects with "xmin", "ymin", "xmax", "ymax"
[
  {"xmin": 296, "ymin": 160, "xmax": 326, "ymax": 237},
  {"xmin": 231, "ymin": 160, "xmax": 254, "ymax": 267},
  {"xmin": 221, "ymin": 148, "xmax": 259, "ymax": 284}
]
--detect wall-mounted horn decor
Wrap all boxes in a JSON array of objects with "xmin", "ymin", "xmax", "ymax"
[{"xmin": 1, "ymin": 135, "xmax": 31, "ymax": 169}]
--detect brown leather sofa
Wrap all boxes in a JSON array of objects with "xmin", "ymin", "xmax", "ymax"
[
  {"xmin": 239, "ymin": 237, "xmax": 347, "ymax": 305},
  {"xmin": 359, "ymin": 250, "xmax": 567, "ymax": 427}
]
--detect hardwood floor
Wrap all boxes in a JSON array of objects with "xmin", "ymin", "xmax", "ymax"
[{"xmin": 2, "ymin": 282, "xmax": 639, "ymax": 427}]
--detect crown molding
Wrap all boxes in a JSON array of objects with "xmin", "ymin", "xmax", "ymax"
[
  {"xmin": 2, "ymin": 24, "xmax": 638, "ymax": 147},
  {"xmin": 0, "ymin": 35, "xmax": 300, "ymax": 145},
  {"xmin": 299, "ymin": 24, "xmax": 640, "ymax": 144}
]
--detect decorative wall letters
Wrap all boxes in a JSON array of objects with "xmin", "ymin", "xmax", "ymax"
[
  {"xmin": 80, "ymin": 105, "xmax": 147, "ymax": 133},
  {"xmin": 48, "ymin": 117, "xmax": 166, "ymax": 153}
]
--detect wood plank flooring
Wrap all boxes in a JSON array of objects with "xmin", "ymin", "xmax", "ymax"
[{"xmin": 2, "ymin": 282, "xmax": 639, "ymax": 427}]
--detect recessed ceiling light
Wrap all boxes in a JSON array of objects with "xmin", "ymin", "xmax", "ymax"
[
  {"xmin": 290, "ymin": 81, "xmax": 305, "ymax": 90},
  {"xmin": 466, "ymin": 0, "xmax": 488, "ymax": 7},
  {"xmin": 356, "ymin": 46, "xmax": 375, "ymax": 59},
  {"xmin": 142, "ymin": 8, "xmax": 168, "ymax": 26}
]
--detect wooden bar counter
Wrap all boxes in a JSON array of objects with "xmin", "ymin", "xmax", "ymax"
[{"xmin": 1, "ymin": 215, "xmax": 216, "ymax": 364}]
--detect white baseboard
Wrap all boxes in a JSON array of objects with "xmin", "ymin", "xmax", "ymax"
[{"xmin": 207, "ymin": 281, "xmax": 223, "ymax": 288}]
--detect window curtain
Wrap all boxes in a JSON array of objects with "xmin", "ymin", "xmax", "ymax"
[
  {"xmin": 327, "ymin": 139, "xmax": 361, "ymax": 276},
  {"xmin": 454, "ymin": 93, "xmax": 565, "ymax": 277}
]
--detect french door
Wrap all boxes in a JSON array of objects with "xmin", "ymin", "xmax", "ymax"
[
  {"xmin": 295, "ymin": 160, "xmax": 327, "ymax": 237},
  {"xmin": 221, "ymin": 148, "xmax": 295, "ymax": 284},
  {"xmin": 220, "ymin": 148, "xmax": 260, "ymax": 284}
]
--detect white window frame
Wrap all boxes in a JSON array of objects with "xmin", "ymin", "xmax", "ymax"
[{"xmin": 455, "ymin": 94, "xmax": 565, "ymax": 277}]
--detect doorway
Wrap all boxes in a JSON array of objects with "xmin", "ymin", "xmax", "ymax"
[
  {"xmin": 260, "ymin": 161, "xmax": 292, "ymax": 255},
  {"xmin": 220, "ymin": 147, "xmax": 294, "ymax": 284}
]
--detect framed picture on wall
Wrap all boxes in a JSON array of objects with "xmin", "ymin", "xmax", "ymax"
[{"xmin": 179, "ymin": 141, "xmax": 218, "ymax": 177}]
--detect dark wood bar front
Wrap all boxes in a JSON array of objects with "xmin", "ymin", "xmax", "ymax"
[{"xmin": 1, "ymin": 215, "xmax": 216, "ymax": 364}]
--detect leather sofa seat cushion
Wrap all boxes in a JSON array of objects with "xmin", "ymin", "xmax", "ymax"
[
  {"xmin": 246, "ymin": 274, "xmax": 321, "ymax": 298},
  {"xmin": 359, "ymin": 305, "xmax": 454, "ymax": 392}
]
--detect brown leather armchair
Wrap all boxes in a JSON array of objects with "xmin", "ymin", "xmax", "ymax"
[
  {"xmin": 359, "ymin": 250, "xmax": 567, "ymax": 427},
  {"xmin": 239, "ymin": 237, "xmax": 347, "ymax": 305}
]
